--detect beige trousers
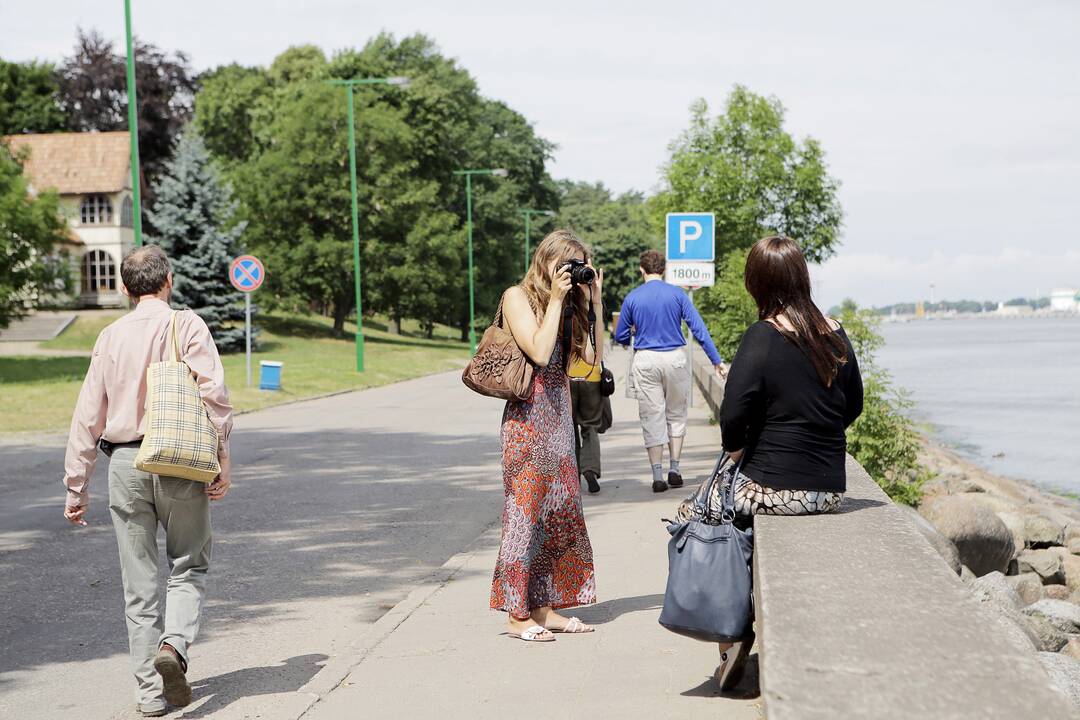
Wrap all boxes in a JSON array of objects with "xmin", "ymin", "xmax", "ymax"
[
  {"xmin": 108, "ymin": 447, "xmax": 212, "ymax": 709},
  {"xmin": 631, "ymin": 349, "xmax": 690, "ymax": 448}
]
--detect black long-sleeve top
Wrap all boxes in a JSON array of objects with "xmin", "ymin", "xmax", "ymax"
[{"xmin": 720, "ymin": 321, "xmax": 864, "ymax": 492}]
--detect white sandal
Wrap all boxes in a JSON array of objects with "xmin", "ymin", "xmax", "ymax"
[
  {"xmin": 549, "ymin": 617, "xmax": 594, "ymax": 634},
  {"xmin": 510, "ymin": 625, "xmax": 555, "ymax": 642}
]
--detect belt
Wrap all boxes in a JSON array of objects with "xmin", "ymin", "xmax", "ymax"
[{"xmin": 99, "ymin": 439, "xmax": 142, "ymax": 457}]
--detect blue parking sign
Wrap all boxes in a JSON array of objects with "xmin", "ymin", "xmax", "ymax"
[{"xmin": 665, "ymin": 213, "xmax": 715, "ymax": 262}]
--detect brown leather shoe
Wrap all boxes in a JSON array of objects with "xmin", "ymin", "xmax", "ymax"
[{"xmin": 153, "ymin": 643, "xmax": 192, "ymax": 707}]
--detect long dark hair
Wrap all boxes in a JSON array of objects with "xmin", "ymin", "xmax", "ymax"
[{"xmin": 744, "ymin": 236, "xmax": 847, "ymax": 386}]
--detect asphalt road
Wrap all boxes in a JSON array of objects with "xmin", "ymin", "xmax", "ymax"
[{"xmin": 0, "ymin": 369, "xmax": 509, "ymax": 719}]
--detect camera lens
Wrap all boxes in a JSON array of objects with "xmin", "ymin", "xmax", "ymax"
[{"xmin": 571, "ymin": 264, "xmax": 595, "ymax": 285}]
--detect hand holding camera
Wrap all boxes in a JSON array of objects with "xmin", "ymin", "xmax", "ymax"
[
  {"xmin": 559, "ymin": 258, "xmax": 603, "ymax": 306},
  {"xmin": 549, "ymin": 265, "xmax": 573, "ymax": 307}
]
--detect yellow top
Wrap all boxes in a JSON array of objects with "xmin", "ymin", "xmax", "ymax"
[{"xmin": 568, "ymin": 356, "xmax": 602, "ymax": 381}]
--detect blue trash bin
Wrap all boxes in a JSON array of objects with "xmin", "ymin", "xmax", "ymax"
[{"xmin": 259, "ymin": 361, "xmax": 283, "ymax": 391}]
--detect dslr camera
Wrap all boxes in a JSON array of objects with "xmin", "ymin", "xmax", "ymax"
[{"xmin": 561, "ymin": 258, "xmax": 595, "ymax": 286}]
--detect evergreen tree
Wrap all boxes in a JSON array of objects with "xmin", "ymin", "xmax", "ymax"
[{"xmin": 147, "ymin": 130, "xmax": 248, "ymax": 351}]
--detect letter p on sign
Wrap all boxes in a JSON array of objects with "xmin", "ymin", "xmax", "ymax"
[
  {"xmin": 679, "ymin": 220, "xmax": 702, "ymax": 253},
  {"xmin": 666, "ymin": 212, "xmax": 715, "ymax": 262}
]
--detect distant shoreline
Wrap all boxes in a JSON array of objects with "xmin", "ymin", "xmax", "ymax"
[
  {"xmin": 882, "ymin": 312, "xmax": 1080, "ymax": 323},
  {"xmin": 919, "ymin": 435, "xmax": 1080, "ymax": 508}
]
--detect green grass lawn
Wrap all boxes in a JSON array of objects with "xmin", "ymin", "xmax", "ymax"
[{"xmin": 1, "ymin": 312, "xmax": 470, "ymax": 434}]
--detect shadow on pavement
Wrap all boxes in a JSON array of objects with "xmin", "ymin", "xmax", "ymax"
[
  {"xmin": 0, "ymin": 426, "xmax": 504, "ymax": 679},
  {"xmin": 570, "ymin": 593, "xmax": 664, "ymax": 626},
  {"xmin": 179, "ymin": 653, "xmax": 329, "ymax": 718},
  {"xmin": 680, "ymin": 652, "xmax": 761, "ymax": 700}
]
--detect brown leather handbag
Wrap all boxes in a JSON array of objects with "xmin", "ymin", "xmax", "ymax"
[{"xmin": 462, "ymin": 292, "xmax": 534, "ymax": 401}]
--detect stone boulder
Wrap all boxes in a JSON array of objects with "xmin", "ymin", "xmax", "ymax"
[
  {"xmin": 1039, "ymin": 652, "xmax": 1080, "ymax": 714},
  {"xmin": 997, "ymin": 511, "xmax": 1027, "ymax": 555},
  {"xmin": 971, "ymin": 593, "xmax": 1039, "ymax": 653},
  {"xmin": 1067, "ymin": 538, "xmax": 1080, "ymax": 556},
  {"xmin": 1026, "ymin": 514, "xmax": 1067, "ymax": 549},
  {"xmin": 900, "ymin": 504, "xmax": 962, "ymax": 575},
  {"xmin": 1046, "ymin": 585, "xmax": 1073, "ymax": 601},
  {"xmin": 1026, "ymin": 613, "xmax": 1070, "ymax": 652},
  {"xmin": 920, "ymin": 495, "xmax": 1016, "ymax": 576},
  {"xmin": 1062, "ymin": 637, "xmax": 1080, "ymax": 662},
  {"xmin": 1005, "ymin": 572, "xmax": 1045, "ymax": 605},
  {"xmin": 1059, "ymin": 552, "xmax": 1080, "ymax": 593},
  {"xmin": 1019, "ymin": 549, "xmax": 1067, "ymax": 585},
  {"xmin": 1024, "ymin": 600, "xmax": 1080, "ymax": 634},
  {"xmin": 971, "ymin": 571, "xmax": 1023, "ymax": 609},
  {"xmin": 965, "ymin": 494, "xmax": 1019, "ymax": 515}
]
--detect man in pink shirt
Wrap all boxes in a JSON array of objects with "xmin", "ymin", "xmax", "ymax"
[{"xmin": 63, "ymin": 245, "xmax": 233, "ymax": 717}]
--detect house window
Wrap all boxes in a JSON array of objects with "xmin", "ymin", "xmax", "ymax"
[
  {"xmin": 81, "ymin": 250, "xmax": 117, "ymax": 294},
  {"xmin": 80, "ymin": 194, "xmax": 113, "ymax": 225},
  {"xmin": 120, "ymin": 196, "xmax": 134, "ymax": 227}
]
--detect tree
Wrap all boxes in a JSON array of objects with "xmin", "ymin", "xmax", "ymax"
[
  {"xmin": 0, "ymin": 59, "xmax": 66, "ymax": 134},
  {"xmin": 656, "ymin": 86, "xmax": 844, "ymax": 356},
  {"xmin": 554, "ymin": 180, "xmax": 656, "ymax": 320},
  {"xmin": 146, "ymin": 131, "xmax": 247, "ymax": 351},
  {"xmin": 58, "ymin": 29, "xmax": 196, "ymax": 199},
  {"xmin": 693, "ymin": 247, "xmax": 758, "ymax": 361},
  {"xmin": 0, "ymin": 143, "xmax": 71, "ymax": 328},
  {"xmin": 839, "ymin": 299, "xmax": 930, "ymax": 505},
  {"xmin": 654, "ymin": 86, "xmax": 842, "ymax": 263},
  {"xmin": 196, "ymin": 35, "xmax": 558, "ymax": 337}
]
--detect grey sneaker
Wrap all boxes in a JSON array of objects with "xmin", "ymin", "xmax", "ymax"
[{"xmin": 138, "ymin": 703, "xmax": 167, "ymax": 717}]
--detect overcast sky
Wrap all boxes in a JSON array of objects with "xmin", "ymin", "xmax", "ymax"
[{"xmin": 4, "ymin": 0, "xmax": 1078, "ymax": 308}]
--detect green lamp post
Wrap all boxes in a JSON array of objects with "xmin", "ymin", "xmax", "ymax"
[
  {"xmin": 326, "ymin": 76, "xmax": 411, "ymax": 372},
  {"xmin": 123, "ymin": 0, "xmax": 143, "ymax": 246},
  {"xmin": 453, "ymin": 168, "xmax": 508, "ymax": 354},
  {"xmin": 519, "ymin": 209, "xmax": 555, "ymax": 274}
]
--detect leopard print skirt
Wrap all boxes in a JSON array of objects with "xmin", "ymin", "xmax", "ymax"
[{"xmin": 676, "ymin": 466, "xmax": 843, "ymax": 523}]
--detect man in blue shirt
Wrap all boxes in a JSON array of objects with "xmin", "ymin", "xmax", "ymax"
[{"xmin": 615, "ymin": 250, "xmax": 726, "ymax": 492}]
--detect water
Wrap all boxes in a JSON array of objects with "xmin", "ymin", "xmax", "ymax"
[{"xmin": 877, "ymin": 317, "xmax": 1080, "ymax": 494}]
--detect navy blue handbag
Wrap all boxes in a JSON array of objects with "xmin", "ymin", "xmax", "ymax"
[{"xmin": 658, "ymin": 453, "xmax": 755, "ymax": 643}]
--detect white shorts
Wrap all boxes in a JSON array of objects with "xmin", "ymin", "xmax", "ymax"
[{"xmin": 631, "ymin": 349, "xmax": 690, "ymax": 448}]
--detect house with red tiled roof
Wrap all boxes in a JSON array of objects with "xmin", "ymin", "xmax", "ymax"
[{"xmin": 4, "ymin": 131, "xmax": 137, "ymax": 307}]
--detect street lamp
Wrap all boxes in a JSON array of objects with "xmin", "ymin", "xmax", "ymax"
[
  {"xmin": 453, "ymin": 168, "xmax": 508, "ymax": 354},
  {"xmin": 519, "ymin": 209, "xmax": 555, "ymax": 274},
  {"xmin": 123, "ymin": 0, "xmax": 143, "ymax": 246},
  {"xmin": 326, "ymin": 76, "xmax": 411, "ymax": 371}
]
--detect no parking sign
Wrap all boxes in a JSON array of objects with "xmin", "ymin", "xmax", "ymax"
[
  {"xmin": 228, "ymin": 254, "xmax": 264, "ymax": 387},
  {"xmin": 229, "ymin": 255, "xmax": 265, "ymax": 293}
]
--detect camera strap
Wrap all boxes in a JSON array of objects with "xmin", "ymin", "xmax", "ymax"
[{"xmin": 562, "ymin": 296, "xmax": 601, "ymax": 378}]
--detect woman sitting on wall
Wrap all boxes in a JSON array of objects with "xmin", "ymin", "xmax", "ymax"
[{"xmin": 677, "ymin": 235, "xmax": 864, "ymax": 688}]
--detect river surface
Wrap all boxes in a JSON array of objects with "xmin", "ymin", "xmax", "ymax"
[{"xmin": 877, "ymin": 317, "xmax": 1079, "ymax": 493}]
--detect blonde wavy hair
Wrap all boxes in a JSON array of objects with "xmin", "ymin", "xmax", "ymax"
[{"xmin": 518, "ymin": 229, "xmax": 591, "ymax": 362}]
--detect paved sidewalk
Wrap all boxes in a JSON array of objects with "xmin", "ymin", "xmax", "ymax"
[{"xmin": 303, "ymin": 348, "xmax": 761, "ymax": 720}]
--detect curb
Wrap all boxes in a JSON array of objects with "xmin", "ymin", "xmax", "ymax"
[{"xmin": 289, "ymin": 522, "xmax": 501, "ymax": 719}]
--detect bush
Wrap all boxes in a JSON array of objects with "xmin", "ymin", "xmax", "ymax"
[{"xmin": 839, "ymin": 299, "xmax": 931, "ymax": 505}]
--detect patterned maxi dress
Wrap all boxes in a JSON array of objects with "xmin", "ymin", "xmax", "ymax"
[{"xmin": 490, "ymin": 340, "xmax": 596, "ymax": 618}]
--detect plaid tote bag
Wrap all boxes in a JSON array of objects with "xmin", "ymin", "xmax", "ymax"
[{"xmin": 134, "ymin": 311, "xmax": 222, "ymax": 483}]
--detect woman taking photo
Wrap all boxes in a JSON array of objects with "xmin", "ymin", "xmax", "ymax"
[
  {"xmin": 677, "ymin": 235, "xmax": 863, "ymax": 686},
  {"xmin": 490, "ymin": 229, "xmax": 602, "ymax": 642}
]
